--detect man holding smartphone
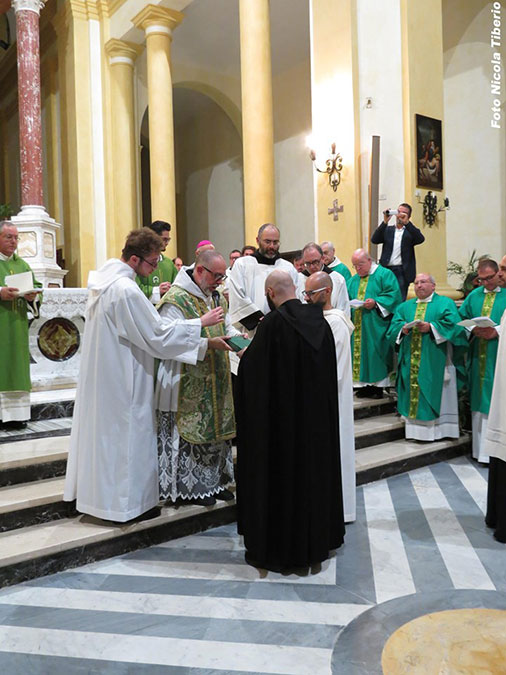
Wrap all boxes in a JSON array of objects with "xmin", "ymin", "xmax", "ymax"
[
  {"xmin": 371, "ymin": 203, "xmax": 425, "ymax": 301},
  {"xmin": 155, "ymin": 249, "xmax": 243, "ymax": 506}
]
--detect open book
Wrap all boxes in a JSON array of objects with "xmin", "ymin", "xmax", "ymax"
[
  {"xmin": 457, "ymin": 316, "xmax": 497, "ymax": 329},
  {"xmin": 3, "ymin": 271, "xmax": 40, "ymax": 298}
]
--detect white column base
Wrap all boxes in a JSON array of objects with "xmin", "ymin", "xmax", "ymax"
[{"xmin": 11, "ymin": 207, "xmax": 67, "ymax": 287}]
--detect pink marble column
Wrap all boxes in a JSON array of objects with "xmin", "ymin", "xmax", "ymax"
[{"xmin": 12, "ymin": 0, "xmax": 45, "ymax": 209}]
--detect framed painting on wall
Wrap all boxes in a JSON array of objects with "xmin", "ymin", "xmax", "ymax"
[{"xmin": 416, "ymin": 114, "xmax": 443, "ymax": 190}]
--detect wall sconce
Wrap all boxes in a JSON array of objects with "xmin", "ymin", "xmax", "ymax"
[
  {"xmin": 308, "ymin": 142, "xmax": 343, "ymax": 192},
  {"xmin": 417, "ymin": 190, "xmax": 450, "ymax": 227}
]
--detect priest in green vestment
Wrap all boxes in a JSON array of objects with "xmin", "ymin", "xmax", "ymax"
[
  {"xmin": 136, "ymin": 220, "xmax": 177, "ymax": 303},
  {"xmin": 155, "ymin": 250, "xmax": 242, "ymax": 506},
  {"xmin": 0, "ymin": 221, "xmax": 42, "ymax": 429},
  {"xmin": 347, "ymin": 248, "xmax": 402, "ymax": 398},
  {"xmin": 459, "ymin": 258, "xmax": 506, "ymax": 463},
  {"xmin": 387, "ymin": 273, "xmax": 468, "ymax": 441},
  {"xmin": 321, "ymin": 240, "xmax": 352, "ymax": 282}
]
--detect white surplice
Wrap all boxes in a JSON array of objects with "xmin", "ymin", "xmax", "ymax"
[
  {"xmin": 228, "ymin": 255, "xmax": 300, "ymax": 374},
  {"xmin": 324, "ymin": 308, "xmax": 356, "ymax": 523},
  {"xmin": 63, "ymin": 259, "xmax": 202, "ymax": 522},
  {"xmin": 483, "ymin": 309, "xmax": 506, "ymax": 462},
  {"xmin": 298, "ymin": 270, "xmax": 351, "ymax": 317},
  {"xmin": 228, "ymin": 255, "xmax": 300, "ymax": 326}
]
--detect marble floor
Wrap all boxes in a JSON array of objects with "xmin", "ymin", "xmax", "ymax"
[{"xmin": 0, "ymin": 456, "xmax": 504, "ymax": 674}]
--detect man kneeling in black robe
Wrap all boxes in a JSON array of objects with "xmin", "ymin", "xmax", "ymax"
[{"xmin": 236, "ymin": 269, "xmax": 345, "ymax": 571}]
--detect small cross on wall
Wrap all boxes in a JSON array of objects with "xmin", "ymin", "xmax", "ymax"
[{"xmin": 328, "ymin": 199, "xmax": 344, "ymax": 221}]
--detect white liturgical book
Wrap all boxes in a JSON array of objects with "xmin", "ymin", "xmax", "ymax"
[
  {"xmin": 404, "ymin": 319, "xmax": 423, "ymax": 329},
  {"xmin": 350, "ymin": 299, "xmax": 366, "ymax": 308},
  {"xmin": 458, "ymin": 316, "xmax": 497, "ymax": 329},
  {"xmin": 4, "ymin": 271, "xmax": 38, "ymax": 297}
]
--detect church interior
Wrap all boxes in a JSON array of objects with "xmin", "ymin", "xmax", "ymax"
[{"xmin": 0, "ymin": 0, "xmax": 505, "ymax": 672}]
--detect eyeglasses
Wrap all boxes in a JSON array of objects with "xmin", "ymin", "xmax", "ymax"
[
  {"xmin": 478, "ymin": 273, "xmax": 496, "ymax": 283},
  {"xmin": 201, "ymin": 265, "xmax": 227, "ymax": 282},
  {"xmin": 303, "ymin": 287, "xmax": 328, "ymax": 297},
  {"xmin": 139, "ymin": 256, "xmax": 158, "ymax": 270},
  {"xmin": 1, "ymin": 234, "xmax": 19, "ymax": 241},
  {"xmin": 304, "ymin": 259, "xmax": 322, "ymax": 267}
]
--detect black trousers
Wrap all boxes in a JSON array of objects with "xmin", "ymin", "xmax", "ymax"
[
  {"xmin": 486, "ymin": 457, "xmax": 506, "ymax": 543},
  {"xmin": 388, "ymin": 265, "xmax": 408, "ymax": 301}
]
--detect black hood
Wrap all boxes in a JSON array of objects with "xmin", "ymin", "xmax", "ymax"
[{"xmin": 277, "ymin": 299, "xmax": 327, "ymax": 350}]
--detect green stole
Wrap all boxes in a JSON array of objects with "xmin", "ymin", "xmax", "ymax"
[
  {"xmin": 408, "ymin": 302, "xmax": 429, "ymax": 418},
  {"xmin": 162, "ymin": 285, "xmax": 235, "ymax": 444},
  {"xmin": 478, "ymin": 292, "xmax": 497, "ymax": 392},
  {"xmin": 352, "ymin": 276, "xmax": 369, "ymax": 381}
]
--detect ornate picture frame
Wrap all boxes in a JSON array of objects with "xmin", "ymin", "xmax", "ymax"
[{"xmin": 416, "ymin": 114, "xmax": 443, "ymax": 190}]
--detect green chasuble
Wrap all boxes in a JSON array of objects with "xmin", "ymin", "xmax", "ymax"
[
  {"xmin": 387, "ymin": 294, "xmax": 468, "ymax": 421},
  {"xmin": 459, "ymin": 286, "xmax": 506, "ymax": 414},
  {"xmin": 329, "ymin": 260, "xmax": 352, "ymax": 283},
  {"xmin": 347, "ymin": 265, "xmax": 402, "ymax": 383},
  {"xmin": 0, "ymin": 254, "xmax": 42, "ymax": 392},
  {"xmin": 136, "ymin": 254, "xmax": 178, "ymax": 299},
  {"xmin": 159, "ymin": 286, "xmax": 235, "ymax": 444}
]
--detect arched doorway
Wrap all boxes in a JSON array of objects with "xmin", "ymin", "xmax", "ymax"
[{"xmin": 140, "ymin": 89, "xmax": 244, "ymax": 264}]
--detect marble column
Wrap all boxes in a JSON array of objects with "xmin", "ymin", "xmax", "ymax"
[
  {"xmin": 105, "ymin": 39, "xmax": 143, "ymax": 254},
  {"xmin": 239, "ymin": 0, "xmax": 275, "ymax": 244},
  {"xmin": 11, "ymin": 0, "xmax": 65, "ymax": 286},
  {"xmin": 133, "ymin": 5, "xmax": 183, "ymax": 259}
]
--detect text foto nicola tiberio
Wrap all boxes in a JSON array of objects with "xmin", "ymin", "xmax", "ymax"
[{"xmin": 490, "ymin": 2, "xmax": 502, "ymax": 129}]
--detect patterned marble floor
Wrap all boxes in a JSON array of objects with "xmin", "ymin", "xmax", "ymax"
[{"xmin": 0, "ymin": 456, "xmax": 504, "ymax": 674}]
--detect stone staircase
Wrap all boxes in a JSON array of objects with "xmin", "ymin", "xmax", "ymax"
[{"xmin": 0, "ymin": 389, "xmax": 470, "ymax": 588}]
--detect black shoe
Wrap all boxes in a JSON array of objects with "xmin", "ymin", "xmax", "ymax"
[
  {"xmin": 0, "ymin": 420, "xmax": 28, "ymax": 430},
  {"xmin": 216, "ymin": 489, "xmax": 235, "ymax": 502},
  {"xmin": 115, "ymin": 506, "xmax": 161, "ymax": 525},
  {"xmin": 355, "ymin": 386, "xmax": 372, "ymax": 398},
  {"xmin": 188, "ymin": 496, "xmax": 216, "ymax": 506},
  {"xmin": 369, "ymin": 387, "xmax": 384, "ymax": 399}
]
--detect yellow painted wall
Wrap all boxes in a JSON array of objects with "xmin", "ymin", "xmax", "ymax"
[
  {"xmin": 400, "ymin": 0, "xmax": 452, "ymax": 289},
  {"xmin": 310, "ymin": 0, "xmax": 362, "ymax": 269}
]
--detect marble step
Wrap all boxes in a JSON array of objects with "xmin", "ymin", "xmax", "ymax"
[
  {"xmin": 0, "ymin": 418, "xmax": 72, "ymax": 446},
  {"xmin": 356, "ymin": 434, "xmax": 471, "ymax": 486},
  {"xmin": 0, "ymin": 498, "xmax": 236, "ymax": 588},
  {"xmin": 30, "ymin": 388, "xmax": 75, "ymax": 421},
  {"xmin": 0, "ymin": 394, "xmax": 397, "ymax": 446},
  {"xmin": 0, "ymin": 477, "xmax": 75, "ymax": 533},
  {"xmin": 354, "ymin": 414, "xmax": 405, "ymax": 449},
  {"xmin": 0, "ymin": 436, "xmax": 69, "ymax": 487},
  {"xmin": 0, "ymin": 412, "xmax": 404, "ymax": 488}
]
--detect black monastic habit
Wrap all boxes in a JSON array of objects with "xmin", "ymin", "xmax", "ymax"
[{"xmin": 236, "ymin": 299, "xmax": 345, "ymax": 570}]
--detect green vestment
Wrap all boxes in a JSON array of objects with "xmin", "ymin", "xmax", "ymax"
[
  {"xmin": 459, "ymin": 286, "xmax": 506, "ymax": 414},
  {"xmin": 0, "ymin": 254, "xmax": 42, "ymax": 392},
  {"xmin": 159, "ymin": 286, "xmax": 235, "ymax": 444},
  {"xmin": 329, "ymin": 260, "xmax": 351, "ymax": 283},
  {"xmin": 387, "ymin": 294, "xmax": 468, "ymax": 420},
  {"xmin": 136, "ymin": 254, "xmax": 178, "ymax": 299},
  {"xmin": 347, "ymin": 265, "xmax": 402, "ymax": 383}
]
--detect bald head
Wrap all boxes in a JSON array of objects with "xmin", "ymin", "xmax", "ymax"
[
  {"xmin": 265, "ymin": 270, "xmax": 296, "ymax": 310},
  {"xmin": 351, "ymin": 248, "xmax": 372, "ymax": 277},
  {"xmin": 304, "ymin": 271, "xmax": 332, "ymax": 309}
]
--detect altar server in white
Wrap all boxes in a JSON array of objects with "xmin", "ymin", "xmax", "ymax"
[
  {"xmin": 305, "ymin": 272, "xmax": 356, "ymax": 522},
  {"xmin": 63, "ymin": 229, "xmax": 224, "ymax": 523},
  {"xmin": 228, "ymin": 223, "xmax": 299, "ymax": 334},
  {"xmin": 298, "ymin": 242, "xmax": 350, "ymax": 317}
]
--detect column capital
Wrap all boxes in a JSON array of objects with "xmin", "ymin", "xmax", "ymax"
[
  {"xmin": 11, "ymin": 0, "xmax": 45, "ymax": 14},
  {"xmin": 105, "ymin": 38, "xmax": 143, "ymax": 67},
  {"xmin": 132, "ymin": 4, "xmax": 183, "ymax": 38}
]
